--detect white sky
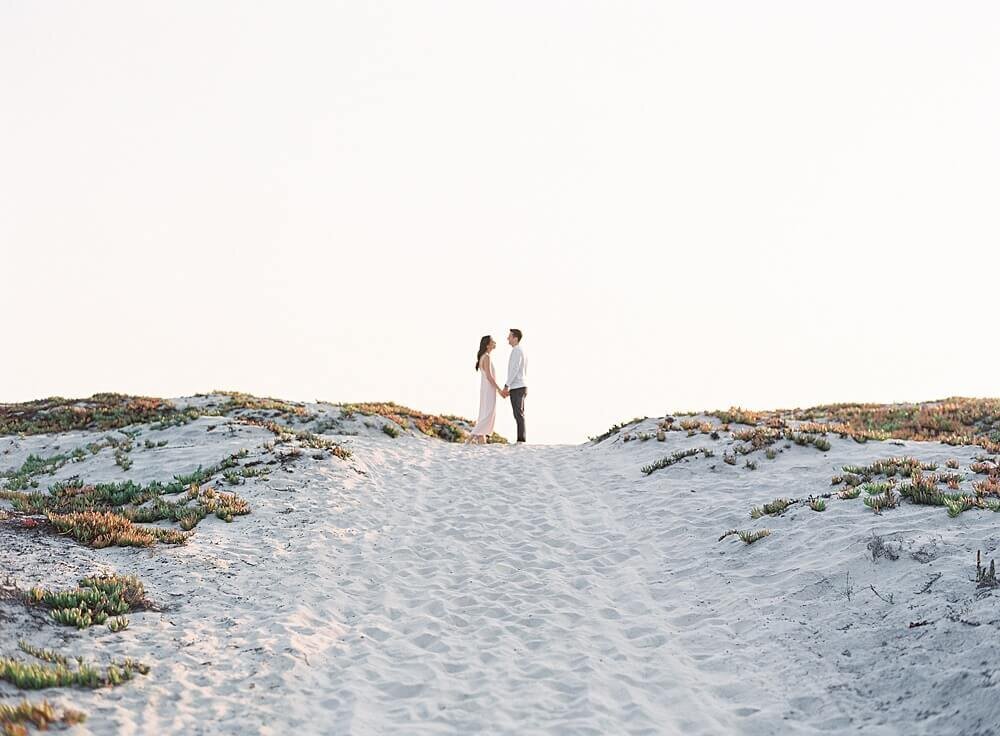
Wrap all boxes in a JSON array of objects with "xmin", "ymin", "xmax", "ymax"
[{"xmin": 2, "ymin": 2, "xmax": 999, "ymax": 444}]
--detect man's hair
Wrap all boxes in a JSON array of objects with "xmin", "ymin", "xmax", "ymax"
[{"xmin": 510, "ymin": 328, "xmax": 523, "ymax": 342}]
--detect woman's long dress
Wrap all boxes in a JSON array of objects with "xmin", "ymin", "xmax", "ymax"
[{"xmin": 471, "ymin": 357, "xmax": 497, "ymax": 437}]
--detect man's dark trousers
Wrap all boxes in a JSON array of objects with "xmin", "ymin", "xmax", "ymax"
[{"xmin": 509, "ymin": 387, "xmax": 527, "ymax": 443}]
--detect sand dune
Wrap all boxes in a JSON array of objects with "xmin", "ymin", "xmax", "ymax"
[{"xmin": 2, "ymin": 395, "xmax": 999, "ymax": 734}]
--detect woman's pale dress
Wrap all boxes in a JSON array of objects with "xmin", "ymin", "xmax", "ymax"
[{"xmin": 471, "ymin": 356, "xmax": 497, "ymax": 437}]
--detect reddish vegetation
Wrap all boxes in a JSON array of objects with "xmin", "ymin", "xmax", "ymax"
[
  {"xmin": 344, "ymin": 402, "xmax": 505, "ymax": 444},
  {"xmin": 0, "ymin": 394, "xmax": 183, "ymax": 436},
  {"xmin": 708, "ymin": 397, "xmax": 1000, "ymax": 453}
]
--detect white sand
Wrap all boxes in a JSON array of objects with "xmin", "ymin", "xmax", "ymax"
[{"xmin": 2, "ymin": 400, "xmax": 1000, "ymax": 734}]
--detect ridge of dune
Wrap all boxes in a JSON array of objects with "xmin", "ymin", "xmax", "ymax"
[{"xmin": 2, "ymin": 393, "xmax": 999, "ymax": 735}]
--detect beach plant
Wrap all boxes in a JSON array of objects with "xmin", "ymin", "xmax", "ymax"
[
  {"xmin": 946, "ymin": 458, "xmax": 960, "ymax": 469},
  {"xmin": 704, "ymin": 398, "xmax": 1000, "ymax": 454},
  {"xmin": 5, "ymin": 465, "xmax": 249, "ymax": 532},
  {"xmin": 1, "ymin": 642, "xmax": 149, "ymax": 689},
  {"xmin": 108, "ymin": 616, "xmax": 129, "ymax": 633},
  {"xmin": 238, "ymin": 417, "xmax": 351, "ymax": 458},
  {"xmin": 13, "ymin": 643, "xmax": 68, "ymax": 667},
  {"xmin": 25, "ymin": 575, "xmax": 150, "ymax": 629},
  {"xmin": 862, "ymin": 481, "xmax": 892, "ymax": 496},
  {"xmin": 971, "ymin": 461, "xmax": 998, "ymax": 475},
  {"xmin": 723, "ymin": 453, "xmax": 737, "ymax": 466},
  {"xmin": 382, "ymin": 423, "xmax": 400, "ymax": 438},
  {"xmin": 239, "ymin": 465, "xmax": 269, "ymax": 480},
  {"xmin": 193, "ymin": 486, "xmax": 250, "ymax": 523},
  {"xmin": 718, "ymin": 528, "xmax": 771, "ymax": 544},
  {"xmin": 943, "ymin": 496, "xmax": 974, "ymax": 518},
  {"xmin": 745, "ymin": 460, "xmax": 757, "ymax": 471},
  {"xmin": 765, "ymin": 448, "xmax": 777, "ymax": 460},
  {"xmin": 750, "ymin": 498, "xmax": 793, "ymax": 519},
  {"xmin": 974, "ymin": 477, "xmax": 1000, "ymax": 497},
  {"xmin": 863, "ymin": 486, "xmax": 899, "ymax": 514},
  {"xmin": 845, "ymin": 457, "xmax": 935, "ymax": 479},
  {"xmin": 0, "ymin": 699, "xmax": 85, "ymax": 733},
  {"xmin": 0, "ymin": 441, "xmax": 123, "ymax": 492},
  {"xmin": 900, "ymin": 484, "xmax": 945, "ymax": 507},
  {"xmin": 218, "ymin": 391, "xmax": 310, "ymax": 419},
  {"xmin": 783, "ymin": 432, "xmax": 830, "ymax": 451},
  {"xmin": 708, "ymin": 408, "xmax": 766, "ymax": 426},
  {"xmin": 0, "ymin": 394, "xmax": 190, "ymax": 437},
  {"xmin": 640, "ymin": 448, "xmax": 705, "ymax": 476},
  {"xmin": 809, "ymin": 499, "xmax": 826, "ymax": 512},
  {"xmin": 341, "ymin": 402, "xmax": 478, "ymax": 444},
  {"xmin": 731, "ymin": 427, "xmax": 781, "ymax": 450},
  {"xmin": 46, "ymin": 511, "xmax": 190, "ymax": 548},
  {"xmin": 113, "ymin": 441, "xmax": 133, "ymax": 471},
  {"xmin": 838, "ymin": 486, "xmax": 862, "ymax": 500}
]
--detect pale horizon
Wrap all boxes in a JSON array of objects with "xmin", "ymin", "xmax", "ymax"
[{"xmin": 3, "ymin": 2, "xmax": 999, "ymax": 444}]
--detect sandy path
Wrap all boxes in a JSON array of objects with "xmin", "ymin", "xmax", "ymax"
[{"xmin": 313, "ymin": 441, "xmax": 737, "ymax": 735}]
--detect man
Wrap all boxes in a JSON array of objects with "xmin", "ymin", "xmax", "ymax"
[{"xmin": 500, "ymin": 328, "xmax": 527, "ymax": 443}]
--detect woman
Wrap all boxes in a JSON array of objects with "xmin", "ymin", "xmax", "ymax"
[{"xmin": 468, "ymin": 335, "xmax": 501, "ymax": 444}]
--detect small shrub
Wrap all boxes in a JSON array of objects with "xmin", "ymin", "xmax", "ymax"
[
  {"xmin": 863, "ymin": 488, "xmax": 899, "ymax": 514},
  {"xmin": 114, "ymin": 447, "xmax": 133, "ymax": 471},
  {"xmin": 25, "ymin": 574, "xmax": 150, "ymax": 629},
  {"xmin": 750, "ymin": 498, "xmax": 794, "ymax": 519}
]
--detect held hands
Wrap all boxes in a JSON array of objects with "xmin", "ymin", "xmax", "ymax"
[{"xmin": 500, "ymin": 387, "xmax": 510, "ymax": 398}]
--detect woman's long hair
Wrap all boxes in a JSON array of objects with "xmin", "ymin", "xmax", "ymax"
[{"xmin": 475, "ymin": 335, "xmax": 491, "ymax": 371}]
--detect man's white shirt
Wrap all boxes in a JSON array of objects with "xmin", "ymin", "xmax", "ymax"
[{"xmin": 506, "ymin": 345, "xmax": 527, "ymax": 389}]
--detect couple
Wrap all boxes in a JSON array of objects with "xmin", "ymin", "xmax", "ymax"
[{"xmin": 469, "ymin": 328, "xmax": 527, "ymax": 444}]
